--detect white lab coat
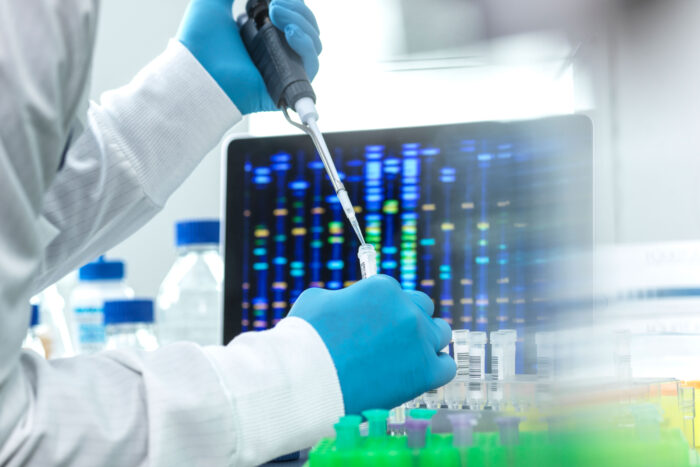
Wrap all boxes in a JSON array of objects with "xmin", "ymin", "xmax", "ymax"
[{"xmin": 0, "ymin": 2, "xmax": 343, "ymax": 466}]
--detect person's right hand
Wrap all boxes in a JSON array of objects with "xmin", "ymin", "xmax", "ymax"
[
  {"xmin": 177, "ymin": 0, "xmax": 322, "ymax": 115},
  {"xmin": 288, "ymin": 275, "xmax": 456, "ymax": 415}
]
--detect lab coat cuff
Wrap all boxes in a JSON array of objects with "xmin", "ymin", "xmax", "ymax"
[
  {"xmin": 96, "ymin": 39, "xmax": 241, "ymax": 206},
  {"xmin": 203, "ymin": 317, "xmax": 344, "ymax": 465}
]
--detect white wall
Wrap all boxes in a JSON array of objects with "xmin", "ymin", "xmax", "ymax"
[{"xmin": 611, "ymin": 1, "xmax": 700, "ymax": 243}]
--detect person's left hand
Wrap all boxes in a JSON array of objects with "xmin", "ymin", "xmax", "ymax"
[{"xmin": 177, "ymin": 0, "xmax": 322, "ymax": 114}]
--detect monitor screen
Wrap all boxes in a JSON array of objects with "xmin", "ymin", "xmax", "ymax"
[{"xmin": 224, "ymin": 117, "xmax": 592, "ymax": 372}]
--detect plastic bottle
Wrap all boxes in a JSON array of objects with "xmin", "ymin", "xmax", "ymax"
[
  {"xmin": 104, "ymin": 299, "xmax": 159, "ymax": 351},
  {"xmin": 70, "ymin": 257, "xmax": 134, "ymax": 354},
  {"xmin": 23, "ymin": 304, "xmax": 46, "ymax": 358},
  {"xmin": 156, "ymin": 220, "xmax": 223, "ymax": 346}
]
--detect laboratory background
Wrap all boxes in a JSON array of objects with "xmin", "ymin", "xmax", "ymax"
[{"xmin": 25, "ymin": 0, "xmax": 700, "ymax": 465}]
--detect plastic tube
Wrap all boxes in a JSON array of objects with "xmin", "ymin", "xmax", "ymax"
[
  {"xmin": 362, "ymin": 409, "xmax": 389, "ymax": 438},
  {"xmin": 406, "ymin": 418, "xmax": 430, "ymax": 449},
  {"xmin": 448, "ymin": 413, "xmax": 479, "ymax": 447},
  {"xmin": 358, "ymin": 244, "xmax": 378, "ymax": 279},
  {"xmin": 452, "ymin": 330, "xmax": 470, "ymax": 381},
  {"xmin": 496, "ymin": 416, "xmax": 522, "ymax": 446},
  {"xmin": 467, "ymin": 331, "xmax": 487, "ymax": 408},
  {"xmin": 490, "ymin": 329, "xmax": 517, "ymax": 380},
  {"xmin": 334, "ymin": 415, "xmax": 362, "ymax": 450}
]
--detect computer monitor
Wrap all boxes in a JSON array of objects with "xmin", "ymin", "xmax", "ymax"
[{"xmin": 223, "ymin": 116, "xmax": 592, "ymax": 372}]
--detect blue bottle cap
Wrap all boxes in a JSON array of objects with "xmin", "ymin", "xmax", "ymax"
[
  {"xmin": 103, "ymin": 299, "xmax": 154, "ymax": 325},
  {"xmin": 30, "ymin": 304, "xmax": 39, "ymax": 327},
  {"xmin": 79, "ymin": 257, "xmax": 125, "ymax": 281},
  {"xmin": 175, "ymin": 219, "xmax": 220, "ymax": 247}
]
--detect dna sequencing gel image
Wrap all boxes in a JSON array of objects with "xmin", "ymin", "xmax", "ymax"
[{"xmin": 238, "ymin": 125, "xmax": 591, "ymax": 373}]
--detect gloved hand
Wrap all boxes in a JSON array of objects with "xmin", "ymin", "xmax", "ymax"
[
  {"xmin": 177, "ymin": 0, "xmax": 322, "ymax": 114},
  {"xmin": 289, "ymin": 275, "xmax": 456, "ymax": 415}
]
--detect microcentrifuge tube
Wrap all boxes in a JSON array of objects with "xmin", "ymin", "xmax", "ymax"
[
  {"xmin": 535, "ymin": 331, "xmax": 554, "ymax": 380},
  {"xmin": 452, "ymin": 330, "xmax": 470, "ymax": 381},
  {"xmin": 495, "ymin": 416, "xmax": 521, "ymax": 446},
  {"xmin": 444, "ymin": 332, "xmax": 468, "ymax": 408},
  {"xmin": 387, "ymin": 422, "xmax": 406, "ymax": 436},
  {"xmin": 357, "ymin": 244, "xmax": 377, "ymax": 279},
  {"xmin": 444, "ymin": 379, "xmax": 466, "ymax": 410},
  {"xmin": 405, "ymin": 418, "xmax": 430, "ymax": 449},
  {"xmin": 422, "ymin": 386, "xmax": 443, "ymax": 410},
  {"xmin": 490, "ymin": 329, "xmax": 517, "ymax": 381},
  {"xmin": 423, "ymin": 344, "xmax": 448, "ymax": 409},
  {"xmin": 334, "ymin": 415, "xmax": 362, "ymax": 450},
  {"xmin": 404, "ymin": 395, "xmax": 422, "ymax": 409},
  {"xmin": 362, "ymin": 409, "xmax": 389, "ymax": 438},
  {"xmin": 467, "ymin": 332, "xmax": 487, "ymax": 409},
  {"xmin": 388, "ymin": 404, "xmax": 406, "ymax": 426},
  {"xmin": 614, "ymin": 330, "xmax": 632, "ymax": 381},
  {"xmin": 447, "ymin": 413, "xmax": 479, "ymax": 448}
]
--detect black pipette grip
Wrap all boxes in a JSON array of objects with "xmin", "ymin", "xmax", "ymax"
[{"xmin": 240, "ymin": 0, "xmax": 316, "ymax": 109}]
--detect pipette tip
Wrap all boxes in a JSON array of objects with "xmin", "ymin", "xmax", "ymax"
[{"xmin": 350, "ymin": 219, "xmax": 366, "ymax": 245}]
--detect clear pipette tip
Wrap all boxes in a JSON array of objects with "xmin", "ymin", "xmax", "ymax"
[{"xmin": 283, "ymin": 102, "xmax": 367, "ymax": 246}]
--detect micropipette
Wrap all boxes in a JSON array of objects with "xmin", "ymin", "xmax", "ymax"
[{"xmin": 239, "ymin": 0, "xmax": 366, "ymax": 247}]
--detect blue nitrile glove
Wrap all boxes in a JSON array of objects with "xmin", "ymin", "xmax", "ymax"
[
  {"xmin": 289, "ymin": 275, "xmax": 456, "ymax": 415},
  {"xmin": 177, "ymin": 0, "xmax": 322, "ymax": 114}
]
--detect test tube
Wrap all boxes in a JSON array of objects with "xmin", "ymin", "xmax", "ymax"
[
  {"xmin": 535, "ymin": 331, "xmax": 554, "ymax": 380},
  {"xmin": 495, "ymin": 416, "xmax": 522, "ymax": 446},
  {"xmin": 614, "ymin": 330, "xmax": 632, "ymax": 381},
  {"xmin": 334, "ymin": 415, "xmax": 362, "ymax": 450},
  {"xmin": 388, "ymin": 404, "xmax": 406, "ymax": 429},
  {"xmin": 387, "ymin": 422, "xmax": 406, "ymax": 436},
  {"xmin": 362, "ymin": 409, "xmax": 389, "ymax": 438},
  {"xmin": 467, "ymin": 331, "xmax": 487, "ymax": 409},
  {"xmin": 452, "ymin": 330, "xmax": 470, "ymax": 380},
  {"xmin": 445, "ymin": 331, "xmax": 469, "ymax": 409},
  {"xmin": 406, "ymin": 418, "xmax": 430, "ymax": 449},
  {"xmin": 423, "ymin": 344, "xmax": 449, "ymax": 409},
  {"xmin": 357, "ymin": 244, "xmax": 378, "ymax": 279},
  {"xmin": 447, "ymin": 413, "xmax": 479, "ymax": 448},
  {"xmin": 444, "ymin": 379, "xmax": 466, "ymax": 410},
  {"xmin": 404, "ymin": 395, "xmax": 422, "ymax": 409},
  {"xmin": 490, "ymin": 329, "xmax": 517, "ymax": 380},
  {"xmin": 422, "ymin": 387, "xmax": 443, "ymax": 409}
]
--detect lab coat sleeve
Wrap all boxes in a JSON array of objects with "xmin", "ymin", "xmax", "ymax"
[
  {"xmin": 0, "ymin": 4, "xmax": 345, "ymax": 464},
  {"xmin": 34, "ymin": 40, "xmax": 242, "ymax": 291},
  {"xmin": 2, "ymin": 317, "xmax": 343, "ymax": 466}
]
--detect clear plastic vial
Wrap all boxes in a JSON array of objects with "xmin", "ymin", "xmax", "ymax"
[
  {"xmin": 535, "ymin": 331, "xmax": 554, "ymax": 380},
  {"xmin": 452, "ymin": 329, "xmax": 470, "ymax": 380},
  {"xmin": 156, "ymin": 220, "xmax": 223, "ymax": 346},
  {"xmin": 614, "ymin": 330, "xmax": 632, "ymax": 381},
  {"xmin": 423, "ymin": 344, "xmax": 449, "ymax": 409},
  {"xmin": 467, "ymin": 331, "xmax": 487, "ymax": 409},
  {"xmin": 104, "ymin": 299, "xmax": 159, "ymax": 351},
  {"xmin": 23, "ymin": 304, "xmax": 46, "ymax": 358},
  {"xmin": 70, "ymin": 257, "xmax": 134, "ymax": 354},
  {"xmin": 445, "ymin": 330, "xmax": 470, "ymax": 409},
  {"xmin": 490, "ymin": 329, "xmax": 517, "ymax": 381},
  {"xmin": 357, "ymin": 244, "xmax": 378, "ymax": 279}
]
